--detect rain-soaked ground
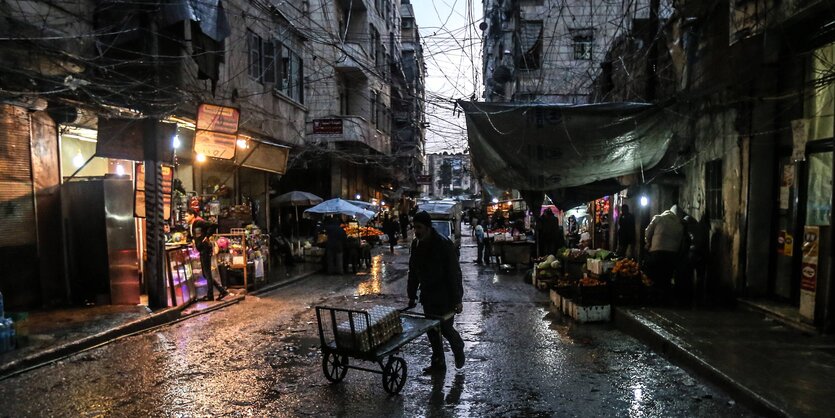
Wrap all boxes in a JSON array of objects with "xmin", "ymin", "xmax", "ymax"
[{"xmin": 0, "ymin": 236, "xmax": 756, "ymax": 417}]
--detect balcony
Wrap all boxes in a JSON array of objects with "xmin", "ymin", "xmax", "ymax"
[
  {"xmin": 308, "ymin": 116, "xmax": 391, "ymax": 155},
  {"xmin": 335, "ymin": 42, "xmax": 373, "ymax": 75}
]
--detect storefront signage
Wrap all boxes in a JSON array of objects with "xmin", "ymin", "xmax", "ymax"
[
  {"xmin": 416, "ymin": 175, "xmax": 432, "ymax": 185},
  {"xmin": 800, "ymin": 226, "xmax": 819, "ymax": 320},
  {"xmin": 234, "ymin": 141, "xmax": 290, "ymax": 174},
  {"xmin": 312, "ymin": 118, "xmax": 343, "ymax": 134},
  {"xmin": 135, "ymin": 163, "xmax": 145, "ymax": 191},
  {"xmin": 196, "ymin": 104, "xmax": 240, "ymax": 134},
  {"xmin": 162, "ymin": 165, "xmax": 173, "ymax": 220},
  {"xmin": 194, "ymin": 130, "xmax": 237, "ymax": 160},
  {"xmin": 97, "ymin": 118, "xmax": 145, "ymax": 161},
  {"xmin": 134, "ymin": 190, "xmax": 146, "ymax": 218}
]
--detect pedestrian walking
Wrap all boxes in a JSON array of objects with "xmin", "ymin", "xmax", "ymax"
[
  {"xmin": 325, "ymin": 217, "xmax": 347, "ymax": 274},
  {"xmin": 407, "ymin": 211, "xmax": 465, "ymax": 374},
  {"xmin": 186, "ymin": 210, "xmax": 231, "ymax": 301},
  {"xmin": 474, "ymin": 221, "xmax": 485, "ymax": 264},
  {"xmin": 383, "ymin": 214, "xmax": 398, "ymax": 254}
]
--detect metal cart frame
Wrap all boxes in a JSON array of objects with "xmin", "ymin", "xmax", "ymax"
[{"xmin": 315, "ymin": 306, "xmax": 447, "ymax": 394}]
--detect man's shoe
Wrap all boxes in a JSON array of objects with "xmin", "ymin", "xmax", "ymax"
[
  {"xmin": 422, "ymin": 364, "xmax": 446, "ymax": 375},
  {"xmin": 216, "ymin": 291, "xmax": 230, "ymax": 301},
  {"xmin": 454, "ymin": 351, "xmax": 465, "ymax": 369}
]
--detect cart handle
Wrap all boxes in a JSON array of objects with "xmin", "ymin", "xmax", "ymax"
[{"xmin": 399, "ymin": 308, "xmax": 454, "ymax": 322}]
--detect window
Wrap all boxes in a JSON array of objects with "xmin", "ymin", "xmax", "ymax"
[
  {"xmin": 571, "ymin": 28, "xmax": 594, "ymax": 60},
  {"xmin": 370, "ymin": 90, "xmax": 378, "ymax": 125},
  {"xmin": 263, "ymin": 41, "xmax": 276, "ymax": 83},
  {"xmin": 370, "ymin": 26, "xmax": 381, "ymax": 68},
  {"xmin": 272, "ymin": 41, "xmax": 304, "ymax": 104},
  {"xmin": 247, "ymin": 30, "xmax": 262, "ymax": 80},
  {"xmin": 518, "ymin": 21, "xmax": 542, "ymax": 70},
  {"xmin": 705, "ymin": 159, "xmax": 723, "ymax": 220}
]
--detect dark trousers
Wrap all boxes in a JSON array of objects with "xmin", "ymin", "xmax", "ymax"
[
  {"xmin": 476, "ymin": 241, "xmax": 485, "ymax": 263},
  {"xmin": 645, "ymin": 251, "xmax": 678, "ymax": 294},
  {"xmin": 199, "ymin": 251, "xmax": 226, "ymax": 299},
  {"xmin": 388, "ymin": 233, "xmax": 397, "ymax": 253},
  {"xmin": 423, "ymin": 305, "xmax": 464, "ymax": 367}
]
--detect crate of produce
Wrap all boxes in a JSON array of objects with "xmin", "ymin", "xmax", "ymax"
[
  {"xmin": 575, "ymin": 277, "xmax": 610, "ymax": 306},
  {"xmin": 569, "ymin": 303, "xmax": 611, "ymax": 323}
]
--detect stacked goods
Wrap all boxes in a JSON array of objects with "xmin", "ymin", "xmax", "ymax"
[
  {"xmin": 576, "ymin": 276, "xmax": 610, "ymax": 305},
  {"xmin": 335, "ymin": 306, "xmax": 403, "ymax": 352},
  {"xmin": 343, "ymin": 225, "xmax": 385, "ymax": 237},
  {"xmin": 610, "ymin": 259, "xmax": 651, "ymax": 305},
  {"xmin": 533, "ymin": 255, "xmax": 561, "ymax": 289}
]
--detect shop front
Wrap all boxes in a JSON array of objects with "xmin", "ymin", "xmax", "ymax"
[{"xmin": 59, "ymin": 103, "xmax": 290, "ymax": 308}]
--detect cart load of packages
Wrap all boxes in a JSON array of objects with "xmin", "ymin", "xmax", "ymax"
[{"xmin": 336, "ymin": 306, "xmax": 403, "ymax": 352}]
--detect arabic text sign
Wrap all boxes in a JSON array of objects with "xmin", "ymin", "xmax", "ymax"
[
  {"xmin": 194, "ymin": 130, "xmax": 237, "ymax": 160},
  {"xmin": 197, "ymin": 104, "xmax": 240, "ymax": 134}
]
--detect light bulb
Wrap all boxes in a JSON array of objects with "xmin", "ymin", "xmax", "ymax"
[
  {"xmin": 72, "ymin": 152, "xmax": 84, "ymax": 168},
  {"xmin": 492, "ymin": 198, "xmax": 499, "ymax": 204},
  {"xmin": 355, "ymin": 194, "xmax": 361, "ymax": 200},
  {"xmin": 237, "ymin": 139, "xmax": 248, "ymax": 149},
  {"xmin": 640, "ymin": 195, "xmax": 649, "ymax": 207},
  {"xmin": 196, "ymin": 153, "xmax": 207, "ymax": 163},
  {"xmin": 115, "ymin": 164, "xmax": 125, "ymax": 176},
  {"xmin": 172, "ymin": 135, "xmax": 180, "ymax": 149}
]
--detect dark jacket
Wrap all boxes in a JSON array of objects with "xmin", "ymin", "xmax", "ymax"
[
  {"xmin": 325, "ymin": 222, "xmax": 347, "ymax": 251},
  {"xmin": 407, "ymin": 229, "xmax": 463, "ymax": 310},
  {"xmin": 190, "ymin": 218, "xmax": 217, "ymax": 254}
]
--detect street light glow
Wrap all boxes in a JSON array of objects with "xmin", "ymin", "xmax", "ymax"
[
  {"xmin": 640, "ymin": 195, "xmax": 649, "ymax": 207},
  {"xmin": 196, "ymin": 153, "xmax": 207, "ymax": 163},
  {"xmin": 172, "ymin": 135, "xmax": 180, "ymax": 149}
]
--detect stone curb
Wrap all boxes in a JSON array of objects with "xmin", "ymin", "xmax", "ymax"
[
  {"xmin": 249, "ymin": 269, "xmax": 321, "ymax": 296},
  {"xmin": 612, "ymin": 307, "xmax": 789, "ymax": 418}
]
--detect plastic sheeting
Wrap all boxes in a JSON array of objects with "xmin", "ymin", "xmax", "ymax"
[{"xmin": 459, "ymin": 101, "xmax": 676, "ymax": 192}]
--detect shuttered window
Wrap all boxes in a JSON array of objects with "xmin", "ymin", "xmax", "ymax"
[{"xmin": 0, "ymin": 105, "xmax": 36, "ymax": 247}]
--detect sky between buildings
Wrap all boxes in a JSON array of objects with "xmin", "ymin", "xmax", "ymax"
[{"xmin": 413, "ymin": 0, "xmax": 483, "ymax": 154}]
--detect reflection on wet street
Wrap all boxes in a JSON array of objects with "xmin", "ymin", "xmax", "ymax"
[{"xmin": 0, "ymin": 237, "xmax": 755, "ymax": 417}]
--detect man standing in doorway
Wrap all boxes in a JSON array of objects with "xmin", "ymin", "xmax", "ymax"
[
  {"xmin": 186, "ymin": 210, "xmax": 231, "ymax": 301},
  {"xmin": 408, "ymin": 211, "xmax": 466, "ymax": 374}
]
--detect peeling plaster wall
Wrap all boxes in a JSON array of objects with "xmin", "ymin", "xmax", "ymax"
[{"xmin": 678, "ymin": 105, "xmax": 745, "ymax": 294}]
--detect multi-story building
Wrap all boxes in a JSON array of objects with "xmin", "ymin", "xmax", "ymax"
[
  {"xmin": 426, "ymin": 153, "xmax": 479, "ymax": 198},
  {"xmin": 280, "ymin": 0, "xmax": 403, "ymax": 202},
  {"xmin": 0, "ymin": 0, "xmax": 308, "ymax": 308},
  {"xmin": 392, "ymin": 0, "xmax": 427, "ymax": 192},
  {"xmin": 481, "ymin": 0, "xmax": 672, "ymax": 103}
]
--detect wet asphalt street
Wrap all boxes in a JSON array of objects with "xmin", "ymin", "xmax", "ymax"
[{"xmin": 0, "ymin": 236, "xmax": 756, "ymax": 417}]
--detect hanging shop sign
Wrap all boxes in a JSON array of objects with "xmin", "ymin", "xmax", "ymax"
[
  {"xmin": 234, "ymin": 141, "xmax": 290, "ymax": 174},
  {"xmin": 194, "ymin": 130, "xmax": 237, "ymax": 160},
  {"xmin": 312, "ymin": 118, "xmax": 344, "ymax": 134},
  {"xmin": 196, "ymin": 103, "xmax": 240, "ymax": 134},
  {"xmin": 800, "ymin": 226, "xmax": 819, "ymax": 320},
  {"xmin": 416, "ymin": 175, "xmax": 432, "ymax": 185},
  {"xmin": 162, "ymin": 165, "xmax": 173, "ymax": 220},
  {"xmin": 97, "ymin": 118, "xmax": 144, "ymax": 161},
  {"xmin": 792, "ymin": 119, "xmax": 809, "ymax": 162}
]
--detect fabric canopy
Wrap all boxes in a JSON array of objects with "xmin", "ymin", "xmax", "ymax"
[
  {"xmin": 272, "ymin": 191, "xmax": 322, "ymax": 206},
  {"xmin": 304, "ymin": 198, "xmax": 375, "ymax": 225},
  {"xmin": 459, "ymin": 101, "xmax": 677, "ymax": 192}
]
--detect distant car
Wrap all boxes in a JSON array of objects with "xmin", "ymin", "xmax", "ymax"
[{"xmin": 417, "ymin": 200, "xmax": 462, "ymax": 251}]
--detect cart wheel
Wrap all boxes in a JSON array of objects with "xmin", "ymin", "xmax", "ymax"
[
  {"xmin": 382, "ymin": 356, "xmax": 407, "ymax": 394},
  {"xmin": 322, "ymin": 352, "xmax": 348, "ymax": 383}
]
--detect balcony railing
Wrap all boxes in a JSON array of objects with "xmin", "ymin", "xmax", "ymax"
[
  {"xmin": 308, "ymin": 115, "xmax": 391, "ymax": 155},
  {"xmin": 335, "ymin": 42, "xmax": 373, "ymax": 75}
]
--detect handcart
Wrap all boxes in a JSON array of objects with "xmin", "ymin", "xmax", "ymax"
[{"xmin": 315, "ymin": 306, "xmax": 450, "ymax": 394}]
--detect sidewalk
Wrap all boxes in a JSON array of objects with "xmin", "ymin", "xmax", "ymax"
[
  {"xmin": 614, "ymin": 305, "xmax": 835, "ymax": 418},
  {"xmin": 0, "ymin": 261, "xmax": 321, "ymax": 380}
]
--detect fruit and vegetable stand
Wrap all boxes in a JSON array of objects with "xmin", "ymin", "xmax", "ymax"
[{"xmin": 531, "ymin": 249, "xmax": 654, "ymax": 322}]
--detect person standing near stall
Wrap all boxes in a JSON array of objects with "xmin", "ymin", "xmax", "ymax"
[
  {"xmin": 407, "ymin": 211, "xmax": 465, "ymax": 374},
  {"xmin": 186, "ymin": 210, "xmax": 231, "ymax": 301},
  {"xmin": 474, "ymin": 220, "xmax": 485, "ymax": 264},
  {"xmin": 616, "ymin": 204, "xmax": 636, "ymax": 258},
  {"xmin": 325, "ymin": 217, "xmax": 347, "ymax": 274}
]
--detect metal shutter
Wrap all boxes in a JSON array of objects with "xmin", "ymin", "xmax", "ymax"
[{"xmin": 0, "ymin": 104, "xmax": 36, "ymax": 246}]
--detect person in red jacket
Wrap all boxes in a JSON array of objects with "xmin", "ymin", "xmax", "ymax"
[{"xmin": 407, "ymin": 211, "xmax": 465, "ymax": 374}]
